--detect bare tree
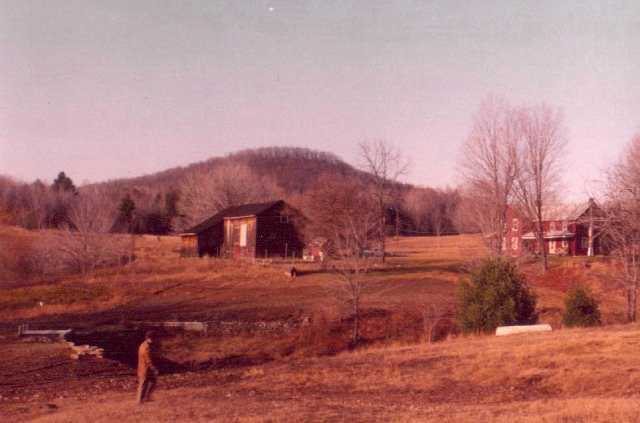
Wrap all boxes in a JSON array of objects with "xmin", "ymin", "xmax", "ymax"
[
  {"xmin": 422, "ymin": 303, "xmax": 444, "ymax": 343},
  {"xmin": 26, "ymin": 181, "xmax": 52, "ymax": 229},
  {"xmin": 57, "ymin": 187, "xmax": 128, "ymax": 276},
  {"xmin": 403, "ymin": 187, "xmax": 432, "ymax": 233},
  {"xmin": 603, "ymin": 134, "xmax": 640, "ymax": 322},
  {"xmin": 359, "ymin": 140, "xmax": 409, "ymax": 262},
  {"xmin": 513, "ymin": 104, "xmax": 567, "ymax": 272},
  {"xmin": 177, "ymin": 162, "xmax": 283, "ymax": 231},
  {"xmin": 304, "ymin": 174, "xmax": 381, "ymax": 345},
  {"xmin": 429, "ymin": 188, "xmax": 459, "ymax": 238},
  {"xmin": 459, "ymin": 97, "xmax": 520, "ymax": 255}
]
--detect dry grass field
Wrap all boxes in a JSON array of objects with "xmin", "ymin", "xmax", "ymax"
[
  {"xmin": 12, "ymin": 325, "xmax": 640, "ymax": 422},
  {"xmin": 0, "ymin": 228, "xmax": 636, "ymax": 421}
]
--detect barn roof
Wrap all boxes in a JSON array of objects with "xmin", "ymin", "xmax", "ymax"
[{"xmin": 183, "ymin": 200, "xmax": 284, "ymax": 234}]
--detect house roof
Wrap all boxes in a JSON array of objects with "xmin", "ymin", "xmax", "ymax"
[
  {"xmin": 183, "ymin": 200, "xmax": 283, "ymax": 235},
  {"xmin": 541, "ymin": 203, "xmax": 588, "ymax": 221},
  {"xmin": 537, "ymin": 199, "xmax": 602, "ymax": 222}
]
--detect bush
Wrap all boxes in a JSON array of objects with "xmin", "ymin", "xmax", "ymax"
[
  {"xmin": 0, "ymin": 230, "xmax": 42, "ymax": 282},
  {"xmin": 457, "ymin": 258, "xmax": 537, "ymax": 333},
  {"xmin": 562, "ymin": 285, "xmax": 601, "ymax": 327}
]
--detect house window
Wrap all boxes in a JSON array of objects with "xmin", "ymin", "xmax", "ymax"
[
  {"xmin": 239, "ymin": 224, "xmax": 247, "ymax": 247},
  {"xmin": 512, "ymin": 218, "xmax": 519, "ymax": 232},
  {"xmin": 511, "ymin": 237, "xmax": 518, "ymax": 251},
  {"xmin": 581, "ymin": 237, "xmax": 589, "ymax": 250},
  {"xmin": 562, "ymin": 239, "xmax": 568, "ymax": 249}
]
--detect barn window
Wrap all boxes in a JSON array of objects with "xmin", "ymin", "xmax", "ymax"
[
  {"xmin": 512, "ymin": 218, "xmax": 518, "ymax": 232},
  {"xmin": 511, "ymin": 237, "xmax": 518, "ymax": 250},
  {"xmin": 562, "ymin": 239, "xmax": 568, "ymax": 249},
  {"xmin": 240, "ymin": 224, "xmax": 247, "ymax": 247},
  {"xmin": 280, "ymin": 215, "xmax": 289, "ymax": 224}
]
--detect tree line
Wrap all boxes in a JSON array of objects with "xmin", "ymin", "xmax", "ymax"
[{"xmin": 0, "ymin": 147, "xmax": 464, "ymax": 239}]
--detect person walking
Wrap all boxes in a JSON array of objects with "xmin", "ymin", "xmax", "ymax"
[{"xmin": 136, "ymin": 331, "xmax": 159, "ymax": 404}]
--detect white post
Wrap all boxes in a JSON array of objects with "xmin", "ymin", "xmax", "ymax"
[{"xmin": 587, "ymin": 201, "xmax": 594, "ymax": 257}]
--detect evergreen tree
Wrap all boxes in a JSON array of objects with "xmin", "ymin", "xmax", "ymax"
[
  {"xmin": 144, "ymin": 211, "xmax": 171, "ymax": 235},
  {"xmin": 52, "ymin": 172, "xmax": 76, "ymax": 193},
  {"xmin": 164, "ymin": 190, "xmax": 179, "ymax": 219},
  {"xmin": 118, "ymin": 194, "xmax": 136, "ymax": 232},
  {"xmin": 457, "ymin": 258, "xmax": 537, "ymax": 333},
  {"xmin": 562, "ymin": 285, "xmax": 601, "ymax": 327}
]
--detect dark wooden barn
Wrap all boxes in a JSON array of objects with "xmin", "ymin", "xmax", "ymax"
[{"xmin": 180, "ymin": 200, "xmax": 305, "ymax": 259}]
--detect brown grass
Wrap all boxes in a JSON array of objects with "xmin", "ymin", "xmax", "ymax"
[
  {"xmin": 1, "ymin": 230, "xmax": 637, "ymax": 421},
  {"xmin": 14, "ymin": 324, "xmax": 640, "ymax": 422}
]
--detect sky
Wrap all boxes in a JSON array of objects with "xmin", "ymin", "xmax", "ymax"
[{"xmin": 1, "ymin": 0, "xmax": 639, "ymax": 199}]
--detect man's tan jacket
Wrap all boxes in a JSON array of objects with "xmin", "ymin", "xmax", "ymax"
[{"xmin": 137, "ymin": 339, "xmax": 158, "ymax": 379}]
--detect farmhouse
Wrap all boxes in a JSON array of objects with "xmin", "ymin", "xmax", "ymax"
[
  {"xmin": 181, "ymin": 200, "xmax": 305, "ymax": 259},
  {"xmin": 503, "ymin": 198, "xmax": 606, "ymax": 257}
]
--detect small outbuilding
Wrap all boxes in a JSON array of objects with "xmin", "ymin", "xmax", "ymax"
[
  {"xmin": 302, "ymin": 237, "xmax": 328, "ymax": 262},
  {"xmin": 181, "ymin": 200, "xmax": 305, "ymax": 259}
]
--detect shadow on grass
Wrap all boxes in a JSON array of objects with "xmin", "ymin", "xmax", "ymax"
[
  {"xmin": 67, "ymin": 328, "xmax": 189, "ymax": 374},
  {"xmin": 368, "ymin": 261, "xmax": 469, "ymax": 277},
  {"xmin": 194, "ymin": 353, "xmax": 273, "ymax": 371}
]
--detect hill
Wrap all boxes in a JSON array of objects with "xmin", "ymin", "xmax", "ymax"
[{"xmin": 100, "ymin": 147, "xmax": 363, "ymax": 196}]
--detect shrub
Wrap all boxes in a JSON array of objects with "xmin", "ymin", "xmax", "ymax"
[
  {"xmin": 562, "ymin": 285, "xmax": 601, "ymax": 327},
  {"xmin": 457, "ymin": 258, "xmax": 537, "ymax": 333},
  {"xmin": 0, "ymin": 231, "xmax": 42, "ymax": 282}
]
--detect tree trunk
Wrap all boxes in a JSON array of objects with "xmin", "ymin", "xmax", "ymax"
[
  {"xmin": 628, "ymin": 286, "xmax": 637, "ymax": 322},
  {"xmin": 352, "ymin": 295, "xmax": 360, "ymax": 346},
  {"xmin": 380, "ymin": 212, "xmax": 386, "ymax": 263},
  {"xmin": 538, "ymin": 220, "xmax": 549, "ymax": 272},
  {"xmin": 130, "ymin": 234, "xmax": 136, "ymax": 264},
  {"xmin": 496, "ymin": 208, "xmax": 506, "ymax": 257},
  {"xmin": 587, "ymin": 218, "xmax": 594, "ymax": 257}
]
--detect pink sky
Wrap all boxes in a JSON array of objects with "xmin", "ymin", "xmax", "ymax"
[{"xmin": 1, "ymin": 1, "xmax": 639, "ymax": 199}]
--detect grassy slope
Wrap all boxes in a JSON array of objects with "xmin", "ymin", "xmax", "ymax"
[
  {"xmin": 0, "ymin": 230, "xmax": 635, "ymax": 421},
  {"xmin": 1, "ymin": 231, "xmax": 622, "ymax": 328},
  {"xmin": 25, "ymin": 324, "xmax": 640, "ymax": 423}
]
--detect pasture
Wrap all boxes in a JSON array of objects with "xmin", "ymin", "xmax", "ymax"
[{"xmin": 0, "ymin": 230, "xmax": 634, "ymax": 421}]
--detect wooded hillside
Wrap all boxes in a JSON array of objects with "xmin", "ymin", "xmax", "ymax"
[{"xmin": 0, "ymin": 146, "xmax": 462, "ymax": 236}]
